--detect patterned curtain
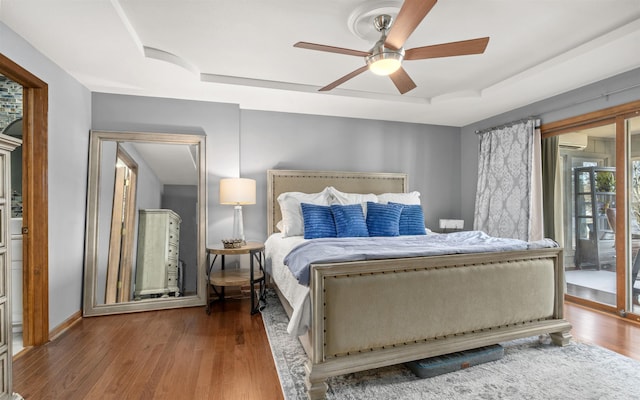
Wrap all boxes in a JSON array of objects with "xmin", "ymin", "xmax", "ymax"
[{"xmin": 473, "ymin": 120, "xmax": 543, "ymax": 241}]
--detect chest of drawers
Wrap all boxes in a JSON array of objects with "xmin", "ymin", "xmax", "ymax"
[{"xmin": 134, "ymin": 209, "xmax": 181, "ymax": 298}]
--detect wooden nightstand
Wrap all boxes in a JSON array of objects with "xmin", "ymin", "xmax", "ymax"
[{"xmin": 206, "ymin": 241, "xmax": 266, "ymax": 315}]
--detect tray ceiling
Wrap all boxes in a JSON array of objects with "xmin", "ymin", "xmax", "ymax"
[{"xmin": 1, "ymin": 0, "xmax": 639, "ymax": 126}]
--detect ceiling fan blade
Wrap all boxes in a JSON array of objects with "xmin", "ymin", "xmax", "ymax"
[
  {"xmin": 404, "ymin": 37, "xmax": 490, "ymax": 60},
  {"xmin": 319, "ymin": 65, "xmax": 369, "ymax": 92},
  {"xmin": 389, "ymin": 67, "xmax": 417, "ymax": 94},
  {"xmin": 294, "ymin": 42, "xmax": 370, "ymax": 57},
  {"xmin": 385, "ymin": 0, "xmax": 437, "ymax": 50}
]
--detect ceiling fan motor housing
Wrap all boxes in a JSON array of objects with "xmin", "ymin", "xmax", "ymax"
[
  {"xmin": 373, "ymin": 14, "xmax": 394, "ymax": 32},
  {"xmin": 366, "ymin": 14, "xmax": 404, "ymax": 75}
]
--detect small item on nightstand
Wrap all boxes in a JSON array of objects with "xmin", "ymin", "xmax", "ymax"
[
  {"xmin": 222, "ymin": 238, "xmax": 245, "ymax": 248},
  {"xmin": 439, "ymin": 219, "xmax": 464, "ymax": 233}
]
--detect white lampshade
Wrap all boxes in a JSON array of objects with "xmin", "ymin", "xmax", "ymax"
[
  {"xmin": 220, "ymin": 178, "xmax": 256, "ymax": 242},
  {"xmin": 220, "ymin": 178, "xmax": 256, "ymax": 205}
]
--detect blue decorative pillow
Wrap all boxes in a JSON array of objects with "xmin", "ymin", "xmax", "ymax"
[
  {"xmin": 330, "ymin": 204, "xmax": 369, "ymax": 237},
  {"xmin": 366, "ymin": 202, "xmax": 404, "ymax": 237},
  {"xmin": 300, "ymin": 203, "xmax": 336, "ymax": 239},
  {"xmin": 390, "ymin": 202, "xmax": 427, "ymax": 235}
]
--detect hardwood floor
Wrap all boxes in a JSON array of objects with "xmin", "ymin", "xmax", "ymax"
[
  {"xmin": 564, "ymin": 301, "xmax": 640, "ymax": 361},
  {"xmin": 12, "ymin": 298, "xmax": 640, "ymax": 399},
  {"xmin": 13, "ymin": 299, "xmax": 284, "ymax": 400}
]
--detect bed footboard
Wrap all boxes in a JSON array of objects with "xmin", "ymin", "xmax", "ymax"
[{"xmin": 304, "ymin": 248, "xmax": 571, "ymax": 399}]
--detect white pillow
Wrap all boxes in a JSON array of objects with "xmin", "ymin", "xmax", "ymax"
[
  {"xmin": 327, "ymin": 187, "xmax": 378, "ymax": 215},
  {"xmin": 377, "ymin": 191, "xmax": 421, "ymax": 205},
  {"xmin": 277, "ymin": 188, "xmax": 332, "ymax": 237}
]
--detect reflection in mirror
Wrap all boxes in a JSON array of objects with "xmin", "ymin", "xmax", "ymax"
[
  {"xmin": 83, "ymin": 131, "xmax": 206, "ymax": 316},
  {"xmin": 103, "ymin": 144, "xmax": 138, "ymax": 304}
]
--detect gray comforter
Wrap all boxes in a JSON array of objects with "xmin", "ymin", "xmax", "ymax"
[{"xmin": 284, "ymin": 230, "xmax": 558, "ymax": 286}]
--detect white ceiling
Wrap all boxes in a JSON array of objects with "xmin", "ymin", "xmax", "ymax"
[
  {"xmin": 1, "ymin": 0, "xmax": 640, "ymax": 127},
  {"xmin": 131, "ymin": 142, "xmax": 198, "ymax": 185}
]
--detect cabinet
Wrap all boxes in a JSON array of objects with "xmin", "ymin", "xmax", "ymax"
[
  {"xmin": 134, "ymin": 209, "xmax": 181, "ymax": 299},
  {"xmin": 0, "ymin": 134, "xmax": 21, "ymax": 399},
  {"xmin": 574, "ymin": 166, "xmax": 616, "ymax": 270}
]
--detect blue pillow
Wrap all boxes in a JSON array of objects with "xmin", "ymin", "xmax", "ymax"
[
  {"xmin": 366, "ymin": 202, "xmax": 404, "ymax": 237},
  {"xmin": 391, "ymin": 202, "xmax": 427, "ymax": 235},
  {"xmin": 330, "ymin": 204, "xmax": 369, "ymax": 237},
  {"xmin": 300, "ymin": 203, "xmax": 336, "ymax": 239}
]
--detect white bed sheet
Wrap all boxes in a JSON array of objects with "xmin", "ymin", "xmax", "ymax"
[{"xmin": 265, "ymin": 233, "xmax": 311, "ymax": 336}]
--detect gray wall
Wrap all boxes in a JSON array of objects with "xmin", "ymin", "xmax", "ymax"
[
  {"xmin": 1, "ymin": 21, "xmax": 92, "ymax": 329},
  {"xmin": 240, "ymin": 110, "xmax": 461, "ymax": 239},
  {"xmin": 92, "ymin": 94, "xmax": 462, "ymax": 246},
  {"xmin": 460, "ymin": 68, "xmax": 640, "ymax": 229}
]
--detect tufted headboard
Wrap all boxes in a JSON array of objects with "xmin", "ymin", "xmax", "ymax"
[{"xmin": 266, "ymin": 169, "xmax": 408, "ymax": 236}]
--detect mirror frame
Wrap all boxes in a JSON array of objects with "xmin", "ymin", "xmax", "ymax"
[{"xmin": 83, "ymin": 130, "xmax": 207, "ymax": 316}]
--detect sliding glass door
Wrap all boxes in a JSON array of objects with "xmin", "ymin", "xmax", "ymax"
[
  {"xmin": 561, "ymin": 124, "xmax": 617, "ymax": 306},
  {"xmin": 549, "ymin": 102, "xmax": 640, "ymax": 320}
]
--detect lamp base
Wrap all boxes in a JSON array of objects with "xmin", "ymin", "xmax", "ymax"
[{"xmin": 232, "ymin": 205, "xmax": 245, "ymax": 243}]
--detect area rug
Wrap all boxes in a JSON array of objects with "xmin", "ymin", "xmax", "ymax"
[{"xmin": 261, "ymin": 290, "xmax": 640, "ymax": 400}]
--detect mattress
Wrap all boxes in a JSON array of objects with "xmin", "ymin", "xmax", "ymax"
[{"xmin": 265, "ymin": 233, "xmax": 311, "ymax": 336}]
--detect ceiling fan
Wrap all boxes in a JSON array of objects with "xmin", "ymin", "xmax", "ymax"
[{"xmin": 294, "ymin": 0, "xmax": 489, "ymax": 94}]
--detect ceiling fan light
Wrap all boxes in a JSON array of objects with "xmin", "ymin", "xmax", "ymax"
[
  {"xmin": 366, "ymin": 44, "xmax": 404, "ymax": 76},
  {"xmin": 368, "ymin": 57, "xmax": 402, "ymax": 76}
]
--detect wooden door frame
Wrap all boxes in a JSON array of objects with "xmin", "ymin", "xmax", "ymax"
[
  {"xmin": 116, "ymin": 146, "xmax": 138, "ymax": 303},
  {"xmin": 105, "ymin": 146, "xmax": 138, "ymax": 304},
  {"xmin": 105, "ymin": 165, "xmax": 126, "ymax": 304},
  {"xmin": 0, "ymin": 53, "xmax": 49, "ymax": 346},
  {"xmin": 542, "ymin": 99, "xmax": 640, "ymax": 318}
]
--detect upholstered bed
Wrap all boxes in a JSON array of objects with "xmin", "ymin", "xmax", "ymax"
[{"xmin": 265, "ymin": 169, "xmax": 572, "ymax": 400}]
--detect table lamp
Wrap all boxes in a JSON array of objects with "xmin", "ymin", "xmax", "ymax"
[{"xmin": 220, "ymin": 178, "xmax": 256, "ymax": 245}]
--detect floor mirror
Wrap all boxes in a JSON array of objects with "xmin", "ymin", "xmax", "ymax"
[{"xmin": 83, "ymin": 130, "xmax": 206, "ymax": 316}]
